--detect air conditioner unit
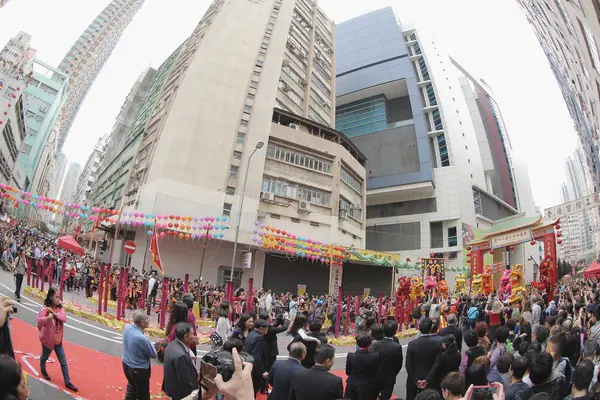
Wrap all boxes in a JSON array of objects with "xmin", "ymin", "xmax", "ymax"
[
  {"xmin": 261, "ymin": 192, "xmax": 275, "ymax": 201},
  {"xmin": 299, "ymin": 79, "xmax": 307, "ymax": 87},
  {"xmin": 338, "ymin": 209, "xmax": 347, "ymax": 220},
  {"xmin": 298, "ymin": 200, "xmax": 311, "ymax": 212},
  {"xmin": 289, "ymin": 123, "xmax": 301, "ymax": 130}
]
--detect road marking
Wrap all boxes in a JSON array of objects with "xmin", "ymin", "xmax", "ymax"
[
  {"xmin": 0, "ymin": 289, "xmax": 122, "ymax": 344},
  {"xmin": 1, "ymin": 283, "xmax": 123, "ymax": 338}
]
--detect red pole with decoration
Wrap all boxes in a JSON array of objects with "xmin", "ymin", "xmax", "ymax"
[
  {"xmin": 183, "ymin": 273, "xmax": 189, "ymax": 293},
  {"xmin": 40, "ymin": 258, "xmax": 46, "ymax": 293},
  {"xmin": 97, "ymin": 264, "xmax": 105, "ymax": 315},
  {"xmin": 247, "ymin": 278, "xmax": 254, "ymax": 312},
  {"xmin": 344, "ymin": 291, "xmax": 351, "ymax": 336},
  {"xmin": 59, "ymin": 258, "xmax": 67, "ymax": 300},
  {"xmin": 104, "ymin": 263, "xmax": 110, "ymax": 313},
  {"xmin": 159, "ymin": 277, "xmax": 169, "ymax": 329},
  {"xmin": 26, "ymin": 257, "xmax": 31, "ymax": 286},
  {"xmin": 140, "ymin": 278, "xmax": 148, "ymax": 310},
  {"xmin": 544, "ymin": 230, "xmax": 558, "ymax": 301},
  {"xmin": 334, "ymin": 286, "xmax": 343, "ymax": 338},
  {"xmin": 48, "ymin": 261, "xmax": 54, "ymax": 289}
]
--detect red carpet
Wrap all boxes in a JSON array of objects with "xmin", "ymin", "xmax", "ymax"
[{"xmin": 10, "ymin": 318, "xmax": 168, "ymax": 399}]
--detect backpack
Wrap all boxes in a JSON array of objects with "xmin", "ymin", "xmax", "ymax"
[{"xmin": 559, "ymin": 357, "xmax": 574, "ymax": 390}]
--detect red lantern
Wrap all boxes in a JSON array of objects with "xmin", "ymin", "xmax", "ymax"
[
  {"xmin": 169, "ymin": 215, "xmax": 174, "ymax": 220},
  {"xmin": 466, "ymin": 246, "xmax": 472, "ymax": 251},
  {"xmin": 174, "ymin": 223, "xmax": 179, "ymax": 228},
  {"xmin": 11, "ymin": 94, "xmax": 15, "ymax": 99},
  {"xmin": 509, "ymin": 245, "xmax": 515, "ymax": 251},
  {"xmin": 489, "ymin": 250, "xmax": 495, "ymax": 255},
  {"xmin": 3, "ymin": 112, "xmax": 6, "ymax": 115},
  {"xmin": 557, "ymin": 239, "xmax": 563, "ymax": 245},
  {"xmin": 467, "ymin": 252, "xmax": 472, "ymax": 257},
  {"xmin": 556, "ymin": 232, "xmax": 562, "ymax": 237},
  {"xmin": 16, "ymin": 87, "xmax": 20, "ymax": 91},
  {"xmin": 466, "ymin": 258, "xmax": 471, "ymax": 263},
  {"xmin": 406, "ymin": 257, "xmax": 411, "ymax": 262},
  {"xmin": 111, "ymin": 210, "xmax": 117, "ymax": 215},
  {"xmin": 175, "ymin": 216, "xmax": 181, "ymax": 221},
  {"xmin": 168, "ymin": 223, "xmax": 173, "ymax": 228},
  {"xmin": 555, "ymin": 224, "xmax": 561, "ymax": 230},
  {"xmin": 7, "ymin": 103, "xmax": 12, "ymax": 108},
  {"xmin": 530, "ymin": 240, "xmax": 536, "ymax": 246}
]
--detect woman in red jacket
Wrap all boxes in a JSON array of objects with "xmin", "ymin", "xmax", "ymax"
[{"xmin": 37, "ymin": 287, "xmax": 78, "ymax": 392}]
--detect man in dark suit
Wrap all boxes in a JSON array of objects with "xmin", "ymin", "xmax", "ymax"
[
  {"xmin": 163, "ymin": 322, "xmax": 199, "ymax": 400},
  {"xmin": 405, "ymin": 318, "xmax": 443, "ymax": 400},
  {"xmin": 268, "ymin": 342, "xmax": 306, "ymax": 400},
  {"xmin": 438, "ymin": 313, "xmax": 462, "ymax": 352},
  {"xmin": 244, "ymin": 319, "xmax": 270, "ymax": 396},
  {"xmin": 289, "ymin": 343, "xmax": 343, "ymax": 400},
  {"xmin": 290, "ymin": 319, "xmax": 327, "ymax": 368},
  {"xmin": 371, "ymin": 321, "xmax": 404, "ymax": 400},
  {"xmin": 259, "ymin": 311, "xmax": 290, "ymax": 370}
]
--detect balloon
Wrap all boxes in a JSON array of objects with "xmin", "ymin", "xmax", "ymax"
[
  {"xmin": 160, "ymin": 232, "xmax": 165, "ymax": 238},
  {"xmin": 222, "ymin": 217, "xmax": 228, "ymax": 222},
  {"xmin": 178, "ymin": 233, "xmax": 184, "ymax": 239},
  {"xmin": 185, "ymin": 234, "xmax": 191, "ymax": 240},
  {"xmin": 147, "ymin": 230, "xmax": 153, "ymax": 236},
  {"xmin": 219, "ymin": 233, "xmax": 224, "ymax": 238},
  {"xmin": 252, "ymin": 237, "xmax": 258, "ymax": 242}
]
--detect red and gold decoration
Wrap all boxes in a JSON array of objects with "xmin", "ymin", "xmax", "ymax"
[
  {"xmin": 509, "ymin": 264, "xmax": 525, "ymax": 304},
  {"xmin": 471, "ymin": 274, "xmax": 483, "ymax": 295},
  {"xmin": 424, "ymin": 275, "xmax": 437, "ymax": 292},
  {"xmin": 437, "ymin": 280, "xmax": 449, "ymax": 298},
  {"xmin": 423, "ymin": 257, "xmax": 446, "ymax": 281},
  {"xmin": 499, "ymin": 269, "xmax": 511, "ymax": 298},
  {"xmin": 410, "ymin": 276, "xmax": 424, "ymax": 302},
  {"xmin": 482, "ymin": 266, "xmax": 493, "ymax": 295}
]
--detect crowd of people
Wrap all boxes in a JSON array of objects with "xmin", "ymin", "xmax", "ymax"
[{"xmin": 2, "ymin": 220, "xmax": 600, "ymax": 400}]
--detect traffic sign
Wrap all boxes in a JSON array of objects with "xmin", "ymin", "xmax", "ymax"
[{"xmin": 124, "ymin": 240, "xmax": 136, "ymax": 255}]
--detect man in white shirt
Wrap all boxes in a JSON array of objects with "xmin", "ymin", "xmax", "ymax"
[
  {"xmin": 532, "ymin": 295, "xmax": 541, "ymax": 328},
  {"xmin": 265, "ymin": 290, "xmax": 273, "ymax": 313}
]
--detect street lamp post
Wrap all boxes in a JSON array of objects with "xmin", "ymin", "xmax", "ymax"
[{"xmin": 227, "ymin": 141, "xmax": 264, "ymax": 301}]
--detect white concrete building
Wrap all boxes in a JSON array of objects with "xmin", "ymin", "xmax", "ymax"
[
  {"xmin": 59, "ymin": 162, "xmax": 82, "ymax": 203},
  {"xmin": 73, "ymin": 137, "xmax": 105, "ymax": 207},
  {"xmin": 100, "ymin": 0, "xmax": 369, "ymax": 293},
  {"xmin": 0, "ymin": 32, "xmax": 35, "ymax": 189}
]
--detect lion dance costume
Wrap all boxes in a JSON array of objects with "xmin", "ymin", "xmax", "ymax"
[
  {"xmin": 509, "ymin": 264, "xmax": 525, "ymax": 304},
  {"xmin": 425, "ymin": 275, "xmax": 437, "ymax": 292},
  {"xmin": 454, "ymin": 274, "xmax": 466, "ymax": 296},
  {"xmin": 482, "ymin": 266, "xmax": 493, "ymax": 296},
  {"xmin": 471, "ymin": 274, "xmax": 483, "ymax": 295}
]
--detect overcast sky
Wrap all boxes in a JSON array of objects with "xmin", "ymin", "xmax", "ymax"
[{"xmin": 0, "ymin": 0, "xmax": 577, "ymax": 211}]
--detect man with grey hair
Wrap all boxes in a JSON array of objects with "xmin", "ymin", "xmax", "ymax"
[
  {"xmin": 122, "ymin": 310, "xmax": 157, "ymax": 400},
  {"xmin": 439, "ymin": 313, "xmax": 462, "ymax": 352},
  {"xmin": 583, "ymin": 339, "xmax": 600, "ymax": 391}
]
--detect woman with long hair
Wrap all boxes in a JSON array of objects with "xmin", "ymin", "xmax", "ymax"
[
  {"xmin": 0, "ymin": 355, "xmax": 29, "ymax": 400},
  {"xmin": 433, "ymin": 334, "xmax": 462, "ymax": 389},
  {"xmin": 212, "ymin": 301, "xmax": 232, "ymax": 349},
  {"xmin": 37, "ymin": 287, "xmax": 78, "ymax": 392},
  {"xmin": 289, "ymin": 313, "xmax": 320, "ymax": 344},
  {"xmin": 230, "ymin": 313, "xmax": 254, "ymax": 345},
  {"xmin": 166, "ymin": 302, "xmax": 189, "ymax": 342}
]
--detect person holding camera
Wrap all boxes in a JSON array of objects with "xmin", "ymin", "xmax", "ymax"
[
  {"xmin": 163, "ymin": 322, "xmax": 200, "ymax": 400},
  {"xmin": 0, "ymin": 295, "xmax": 16, "ymax": 358},
  {"xmin": 37, "ymin": 287, "xmax": 78, "ymax": 392}
]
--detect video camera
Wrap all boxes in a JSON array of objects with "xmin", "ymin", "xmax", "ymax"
[{"xmin": 200, "ymin": 350, "xmax": 254, "ymax": 382}]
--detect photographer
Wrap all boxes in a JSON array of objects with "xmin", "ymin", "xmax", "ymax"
[{"xmin": 0, "ymin": 295, "xmax": 16, "ymax": 358}]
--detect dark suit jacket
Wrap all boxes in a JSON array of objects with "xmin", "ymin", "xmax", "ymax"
[
  {"xmin": 438, "ymin": 325, "xmax": 463, "ymax": 352},
  {"xmin": 268, "ymin": 358, "xmax": 304, "ymax": 400},
  {"xmin": 289, "ymin": 365, "xmax": 344, "ymax": 400},
  {"xmin": 244, "ymin": 330, "xmax": 269, "ymax": 375},
  {"xmin": 291, "ymin": 332, "xmax": 327, "ymax": 368},
  {"xmin": 345, "ymin": 349, "xmax": 379, "ymax": 389},
  {"xmin": 162, "ymin": 339, "xmax": 198, "ymax": 400},
  {"xmin": 405, "ymin": 334, "xmax": 443, "ymax": 385},
  {"xmin": 371, "ymin": 337, "xmax": 403, "ymax": 384},
  {"xmin": 265, "ymin": 319, "xmax": 290, "ymax": 358}
]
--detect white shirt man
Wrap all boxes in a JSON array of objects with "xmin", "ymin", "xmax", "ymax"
[{"xmin": 148, "ymin": 275, "xmax": 156, "ymax": 293}]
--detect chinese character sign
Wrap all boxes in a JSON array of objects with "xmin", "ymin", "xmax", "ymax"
[
  {"xmin": 329, "ymin": 264, "xmax": 343, "ymax": 296},
  {"xmin": 490, "ymin": 227, "xmax": 532, "ymax": 249},
  {"xmin": 544, "ymin": 192, "xmax": 600, "ymax": 220}
]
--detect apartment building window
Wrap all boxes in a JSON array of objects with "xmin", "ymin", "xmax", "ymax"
[
  {"xmin": 233, "ymin": 151, "xmax": 242, "ymax": 160},
  {"xmin": 418, "ymin": 57, "xmax": 430, "ymax": 81},
  {"xmin": 28, "ymin": 128, "xmax": 38, "ymax": 137},
  {"xmin": 244, "ymin": 105, "xmax": 252, "ymax": 113},
  {"xmin": 339, "ymin": 196, "xmax": 362, "ymax": 221},
  {"xmin": 432, "ymin": 109, "xmax": 444, "ymax": 131},
  {"xmin": 250, "ymin": 80, "xmax": 259, "ymax": 89},
  {"xmin": 222, "ymin": 203, "xmax": 232, "ymax": 217},
  {"xmin": 578, "ymin": 18, "xmax": 600, "ymax": 70},
  {"xmin": 20, "ymin": 143, "xmax": 32, "ymax": 156},
  {"xmin": 430, "ymin": 222, "xmax": 444, "ymax": 248},
  {"xmin": 236, "ymin": 132, "xmax": 245, "ymax": 144},
  {"xmin": 448, "ymin": 227, "xmax": 458, "ymax": 247},
  {"xmin": 340, "ymin": 167, "xmax": 363, "ymax": 193},
  {"xmin": 226, "ymin": 186, "xmax": 235, "ymax": 195},
  {"xmin": 266, "ymin": 143, "xmax": 332, "ymax": 174},
  {"xmin": 437, "ymin": 135, "xmax": 450, "ymax": 166},
  {"xmin": 2, "ymin": 122, "xmax": 18, "ymax": 161},
  {"xmin": 40, "ymin": 84, "xmax": 58, "ymax": 96},
  {"xmin": 2, "ymin": 87, "xmax": 15, "ymax": 99},
  {"xmin": 229, "ymin": 165, "xmax": 238, "ymax": 178},
  {"xmin": 262, "ymin": 176, "xmax": 331, "ymax": 206}
]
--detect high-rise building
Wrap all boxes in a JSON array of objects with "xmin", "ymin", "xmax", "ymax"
[
  {"xmin": 559, "ymin": 147, "xmax": 597, "ymax": 262},
  {"xmin": 50, "ymin": 152, "xmax": 67, "ymax": 198},
  {"xmin": 59, "ymin": 162, "xmax": 82, "ymax": 204},
  {"xmin": 73, "ymin": 137, "xmax": 105, "ymax": 207},
  {"xmin": 18, "ymin": 61, "xmax": 68, "ymax": 192},
  {"xmin": 90, "ymin": 66, "xmax": 158, "ymax": 209},
  {"xmin": 517, "ymin": 0, "xmax": 600, "ymax": 192},
  {"xmin": 0, "ymin": 0, "xmax": 9, "ymax": 9},
  {"xmin": 0, "ymin": 32, "xmax": 35, "ymax": 189},
  {"xmin": 54, "ymin": 0, "xmax": 146, "ymax": 150},
  {"xmin": 335, "ymin": 8, "xmax": 534, "ymax": 277},
  {"xmin": 110, "ymin": 0, "xmax": 370, "ymax": 293}
]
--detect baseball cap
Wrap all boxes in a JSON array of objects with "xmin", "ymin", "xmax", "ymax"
[{"xmin": 254, "ymin": 319, "xmax": 271, "ymax": 328}]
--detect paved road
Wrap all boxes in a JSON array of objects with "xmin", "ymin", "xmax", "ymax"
[{"xmin": 0, "ymin": 270, "xmax": 415, "ymax": 399}]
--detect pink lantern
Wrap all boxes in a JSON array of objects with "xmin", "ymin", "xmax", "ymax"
[{"xmin": 159, "ymin": 232, "xmax": 165, "ymax": 238}]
